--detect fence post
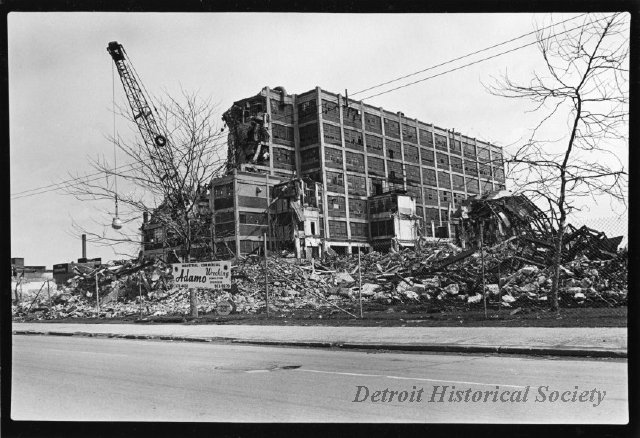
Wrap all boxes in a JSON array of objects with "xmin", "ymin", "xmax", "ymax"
[
  {"xmin": 358, "ymin": 248, "xmax": 363, "ymax": 319},
  {"xmin": 139, "ymin": 271, "xmax": 143, "ymax": 318},
  {"xmin": 480, "ymin": 222, "xmax": 487, "ymax": 319},
  {"xmin": 264, "ymin": 232, "xmax": 269, "ymax": 318},
  {"xmin": 95, "ymin": 272, "xmax": 100, "ymax": 314}
]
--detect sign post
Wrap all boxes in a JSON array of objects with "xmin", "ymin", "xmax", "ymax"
[
  {"xmin": 264, "ymin": 233, "xmax": 269, "ymax": 318},
  {"xmin": 173, "ymin": 261, "xmax": 232, "ymax": 318},
  {"xmin": 139, "ymin": 271, "xmax": 143, "ymax": 318},
  {"xmin": 358, "ymin": 248, "xmax": 363, "ymax": 319},
  {"xmin": 480, "ymin": 222, "xmax": 487, "ymax": 319},
  {"xmin": 172, "ymin": 261, "xmax": 232, "ymax": 290},
  {"xmin": 95, "ymin": 272, "xmax": 100, "ymax": 314}
]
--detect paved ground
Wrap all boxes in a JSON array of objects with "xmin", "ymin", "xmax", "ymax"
[
  {"xmin": 12, "ymin": 323, "xmax": 627, "ymax": 356},
  {"xmin": 11, "ymin": 335, "xmax": 627, "ymax": 423}
]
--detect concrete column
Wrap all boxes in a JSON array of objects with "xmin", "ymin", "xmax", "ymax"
[
  {"xmin": 397, "ymin": 113, "xmax": 407, "ymax": 191},
  {"xmin": 292, "ymin": 93, "xmax": 302, "ymax": 177},
  {"xmin": 338, "ymin": 94, "xmax": 351, "ymax": 242},
  {"xmin": 432, "ymin": 125, "xmax": 443, "ymax": 224},
  {"xmin": 233, "ymin": 170, "xmax": 240, "ymax": 261},
  {"xmin": 380, "ymin": 108, "xmax": 388, "ymax": 191},
  {"xmin": 316, "ymin": 87, "xmax": 330, "ymax": 244},
  {"xmin": 264, "ymin": 87, "xmax": 274, "ymax": 175}
]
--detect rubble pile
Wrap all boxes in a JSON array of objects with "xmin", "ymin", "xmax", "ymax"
[{"xmin": 12, "ymin": 239, "xmax": 627, "ymax": 321}]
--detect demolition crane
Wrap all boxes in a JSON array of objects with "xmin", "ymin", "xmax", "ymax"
[
  {"xmin": 107, "ymin": 41, "xmax": 169, "ymax": 152},
  {"xmin": 107, "ymin": 41, "xmax": 177, "ymax": 229}
]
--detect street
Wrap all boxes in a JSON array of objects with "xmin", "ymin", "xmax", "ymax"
[{"xmin": 12, "ymin": 335, "xmax": 628, "ymax": 423}]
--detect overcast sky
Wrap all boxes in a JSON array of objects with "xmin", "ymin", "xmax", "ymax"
[{"xmin": 9, "ymin": 12, "xmax": 629, "ymax": 268}]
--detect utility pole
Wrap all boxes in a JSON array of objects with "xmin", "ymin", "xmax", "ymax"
[
  {"xmin": 264, "ymin": 232, "xmax": 270, "ymax": 318},
  {"xmin": 139, "ymin": 271, "xmax": 143, "ymax": 318},
  {"xmin": 480, "ymin": 222, "xmax": 487, "ymax": 319},
  {"xmin": 95, "ymin": 272, "xmax": 100, "ymax": 315},
  {"xmin": 358, "ymin": 248, "xmax": 363, "ymax": 319}
]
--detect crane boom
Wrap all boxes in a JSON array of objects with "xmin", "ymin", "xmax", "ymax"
[{"xmin": 107, "ymin": 41, "xmax": 167, "ymax": 149}]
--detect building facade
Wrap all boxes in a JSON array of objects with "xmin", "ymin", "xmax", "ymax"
[{"xmin": 208, "ymin": 86, "xmax": 507, "ymax": 258}]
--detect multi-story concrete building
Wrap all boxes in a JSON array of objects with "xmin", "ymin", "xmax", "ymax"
[{"xmin": 208, "ymin": 86, "xmax": 507, "ymax": 259}]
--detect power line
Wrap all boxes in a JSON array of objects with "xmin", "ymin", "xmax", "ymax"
[
  {"xmin": 11, "ymin": 162, "xmax": 141, "ymax": 198},
  {"xmin": 359, "ymin": 13, "xmax": 618, "ymax": 101},
  {"xmin": 266, "ymin": 14, "xmax": 615, "ymax": 125},
  {"xmin": 11, "ymin": 163, "xmax": 145, "ymax": 200},
  {"xmin": 12, "ymin": 14, "xmax": 618, "ymax": 200},
  {"xmin": 350, "ymin": 13, "xmax": 589, "ymax": 97},
  {"xmin": 12, "ymin": 129, "xmax": 228, "ymax": 200}
]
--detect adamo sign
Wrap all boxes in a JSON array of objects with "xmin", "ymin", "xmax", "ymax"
[{"xmin": 172, "ymin": 261, "xmax": 231, "ymax": 289}]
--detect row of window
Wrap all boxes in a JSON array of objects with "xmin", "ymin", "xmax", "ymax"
[
  {"xmin": 300, "ymin": 121, "xmax": 503, "ymax": 169},
  {"xmin": 294, "ymin": 96, "xmax": 504, "ymax": 164},
  {"xmin": 326, "ymin": 220, "xmax": 386, "ymax": 239},
  {"xmin": 303, "ymin": 144, "xmax": 504, "ymax": 184},
  {"xmin": 323, "ymin": 163, "xmax": 500, "ymax": 194}
]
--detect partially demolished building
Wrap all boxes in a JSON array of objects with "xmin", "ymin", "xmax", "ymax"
[
  {"xmin": 453, "ymin": 191, "xmax": 623, "ymax": 267},
  {"xmin": 208, "ymin": 86, "xmax": 508, "ymax": 258},
  {"xmin": 140, "ymin": 86, "xmax": 508, "ymax": 260}
]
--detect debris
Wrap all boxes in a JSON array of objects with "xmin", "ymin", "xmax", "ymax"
[
  {"xmin": 443, "ymin": 284, "xmax": 460, "ymax": 295},
  {"xmin": 485, "ymin": 284, "xmax": 500, "ymax": 296},
  {"xmin": 11, "ymin": 234, "xmax": 628, "ymax": 321},
  {"xmin": 467, "ymin": 294, "xmax": 482, "ymax": 304},
  {"xmin": 216, "ymin": 300, "xmax": 236, "ymax": 316}
]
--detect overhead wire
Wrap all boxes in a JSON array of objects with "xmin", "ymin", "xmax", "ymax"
[
  {"xmin": 12, "ymin": 13, "xmax": 618, "ymax": 200},
  {"xmin": 358, "ymin": 13, "xmax": 619, "ymax": 101},
  {"xmin": 350, "ymin": 12, "xmax": 589, "ymax": 97}
]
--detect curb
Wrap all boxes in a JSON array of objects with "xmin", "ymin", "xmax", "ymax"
[{"xmin": 12, "ymin": 330, "xmax": 627, "ymax": 359}]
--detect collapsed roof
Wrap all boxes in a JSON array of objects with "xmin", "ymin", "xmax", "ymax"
[{"xmin": 453, "ymin": 190, "xmax": 623, "ymax": 266}]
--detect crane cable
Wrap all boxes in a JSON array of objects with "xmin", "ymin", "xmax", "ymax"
[{"xmin": 112, "ymin": 60, "xmax": 119, "ymax": 218}]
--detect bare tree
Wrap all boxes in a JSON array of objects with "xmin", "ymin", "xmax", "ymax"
[
  {"xmin": 487, "ymin": 13, "xmax": 628, "ymax": 313},
  {"xmin": 67, "ymin": 90, "xmax": 226, "ymax": 316}
]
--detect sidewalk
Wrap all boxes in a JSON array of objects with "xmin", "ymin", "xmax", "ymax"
[{"xmin": 12, "ymin": 323, "xmax": 627, "ymax": 358}]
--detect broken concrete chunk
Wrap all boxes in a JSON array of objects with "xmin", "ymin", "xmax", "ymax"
[
  {"xmin": 467, "ymin": 294, "xmax": 482, "ymax": 304},
  {"xmin": 443, "ymin": 283, "xmax": 460, "ymax": 295},
  {"xmin": 360, "ymin": 283, "xmax": 380, "ymax": 296},
  {"xmin": 580, "ymin": 278, "xmax": 592, "ymax": 288},
  {"xmin": 335, "ymin": 272, "xmax": 355, "ymax": 284},
  {"xmin": 404, "ymin": 290, "xmax": 419, "ymax": 300},
  {"xmin": 518, "ymin": 266, "xmax": 538, "ymax": 276}
]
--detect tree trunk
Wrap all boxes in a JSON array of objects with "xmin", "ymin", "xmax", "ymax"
[
  {"xmin": 190, "ymin": 289, "xmax": 199, "ymax": 318},
  {"xmin": 550, "ymin": 218, "xmax": 565, "ymax": 315},
  {"xmin": 185, "ymin": 238, "xmax": 198, "ymax": 318}
]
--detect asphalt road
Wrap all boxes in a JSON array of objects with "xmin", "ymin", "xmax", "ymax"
[{"xmin": 11, "ymin": 335, "xmax": 627, "ymax": 423}]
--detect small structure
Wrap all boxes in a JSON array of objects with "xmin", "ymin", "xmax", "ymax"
[
  {"xmin": 368, "ymin": 191, "xmax": 421, "ymax": 252},
  {"xmin": 270, "ymin": 177, "xmax": 323, "ymax": 259},
  {"xmin": 53, "ymin": 259, "xmax": 101, "ymax": 286},
  {"xmin": 453, "ymin": 190, "xmax": 623, "ymax": 265},
  {"xmin": 11, "ymin": 258, "xmax": 51, "ymax": 281}
]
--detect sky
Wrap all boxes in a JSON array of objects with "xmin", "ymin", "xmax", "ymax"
[{"xmin": 9, "ymin": 12, "xmax": 629, "ymax": 268}]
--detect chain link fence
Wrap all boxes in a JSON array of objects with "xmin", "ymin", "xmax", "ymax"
[{"xmin": 12, "ymin": 215, "xmax": 627, "ymax": 321}]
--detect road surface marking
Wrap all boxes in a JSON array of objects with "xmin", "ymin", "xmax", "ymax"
[{"xmin": 297, "ymin": 368, "xmax": 526, "ymax": 389}]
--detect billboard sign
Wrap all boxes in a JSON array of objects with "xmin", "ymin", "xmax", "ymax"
[{"xmin": 172, "ymin": 261, "xmax": 231, "ymax": 289}]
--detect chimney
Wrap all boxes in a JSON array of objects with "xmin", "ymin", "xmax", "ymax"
[
  {"xmin": 82, "ymin": 234, "xmax": 87, "ymax": 259},
  {"xmin": 143, "ymin": 212, "xmax": 148, "ymax": 224}
]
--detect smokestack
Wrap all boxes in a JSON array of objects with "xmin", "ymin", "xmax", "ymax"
[{"xmin": 82, "ymin": 234, "xmax": 87, "ymax": 259}]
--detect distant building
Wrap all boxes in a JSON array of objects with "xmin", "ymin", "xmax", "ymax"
[
  {"xmin": 52, "ymin": 259, "xmax": 102, "ymax": 286},
  {"xmin": 11, "ymin": 258, "xmax": 51, "ymax": 281},
  {"xmin": 142, "ymin": 85, "xmax": 507, "ymax": 260}
]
